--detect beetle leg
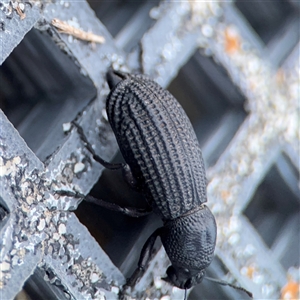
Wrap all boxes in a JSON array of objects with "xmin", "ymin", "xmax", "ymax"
[
  {"xmin": 84, "ymin": 194, "xmax": 152, "ymax": 217},
  {"xmin": 123, "ymin": 228, "xmax": 162, "ymax": 291},
  {"xmin": 54, "ymin": 190, "xmax": 151, "ymax": 217},
  {"xmin": 54, "ymin": 190, "xmax": 85, "ymax": 198},
  {"xmin": 72, "ymin": 121, "xmax": 143, "ymax": 190},
  {"xmin": 72, "ymin": 121, "xmax": 124, "ymax": 170}
]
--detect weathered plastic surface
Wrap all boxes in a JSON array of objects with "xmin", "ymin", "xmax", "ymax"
[{"xmin": 0, "ymin": 0, "xmax": 299, "ymax": 299}]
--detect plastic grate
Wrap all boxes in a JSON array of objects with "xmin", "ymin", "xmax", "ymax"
[{"xmin": 0, "ymin": 1, "xmax": 298, "ymax": 299}]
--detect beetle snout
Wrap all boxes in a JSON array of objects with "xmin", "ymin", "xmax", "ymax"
[
  {"xmin": 163, "ymin": 266, "xmax": 206, "ymax": 290},
  {"xmin": 163, "ymin": 266, "xmax": 192, "ymax": 289}
]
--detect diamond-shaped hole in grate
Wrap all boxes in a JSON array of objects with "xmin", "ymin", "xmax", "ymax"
[
  {"xmin": 18, "ymin": 267, "xmax": 70, "ymax": 300},
  {"xmin": 87, "ymin": 0, "xmax": 160, "ymax": 52},
  {"xmin": 235, "ymin": 0, "xmax": 295, "ymax": 44},
  {"xmin": 0, "ymin": 28, "xmax": 96, "ymax": 162},
  {"xmin": 244, "ymin": 153, "xmax": 299, "ymax": 270},
  {"xmin": 75, "ymin": 151, "xmax": 161, "ymax": 276},
  {"xmin": 168, "ymin": 50, "xmax": 247, "ymax": 167}
]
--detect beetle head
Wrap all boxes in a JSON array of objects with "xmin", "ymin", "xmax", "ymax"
[
  {"xmin": 163, "ymin": 265, "xmax": 205, "ymax": 289},
  {"xmin": 160, "ymin": 205, "xmax": 217, "ymax": 290}
]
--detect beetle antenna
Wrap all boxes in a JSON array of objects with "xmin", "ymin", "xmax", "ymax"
[
  {"xmin": 183, "ymin": 288, "xmax": 187, "ymax": 300},
  {"xmin": 204, "ymin": 276, "xmax": 253, "ymax": 298}
]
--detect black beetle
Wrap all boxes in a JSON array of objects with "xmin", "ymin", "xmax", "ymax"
[
  {"xmin": 60, "ymin": 69, "xmax": 252, "ymax": 298},
  {"xmin": 105, "ymin": 69, "xmax": 217, "ymax": 290}
]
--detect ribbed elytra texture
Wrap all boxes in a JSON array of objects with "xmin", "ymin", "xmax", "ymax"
[{"xmin": 106, "ymin": 73, "xmax": 207, "ymax": 220}]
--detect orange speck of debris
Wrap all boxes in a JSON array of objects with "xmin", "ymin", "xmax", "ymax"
[
  {"xmin": 276, "ymin": 69, "xmax": 285, "ymax": 86},
  {"xmin": 249, "ymin": 79, "xmax": 257, "ymax": 91},
  {"xmin": 224, "ymin": 28, "xmax": 240, "ymax": 54},
  {"xmin": 281, "ymin": 280, "xmax": 300, "ymax": 300},
  {"xmin": 221, "ymin": 190, "xmax": 230, "ymax": 200},
  {"xmin": 246, "ymin": 266, "xmax": 255, "ymax": 279}
]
